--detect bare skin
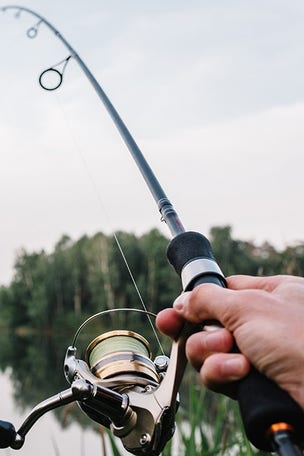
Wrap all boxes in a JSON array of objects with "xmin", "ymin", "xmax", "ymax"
[{"xmin": 156, "ymin": 275, "xmax": 304, "ymax": 409}]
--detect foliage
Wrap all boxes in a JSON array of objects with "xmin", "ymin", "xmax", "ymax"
[
  {"xmin": 0, "ymin": 229, "xmax": 180, "ymax": 330},
  {"xmin": 1, "ymin": 225, "xmax": 303, "ymax": 331}
]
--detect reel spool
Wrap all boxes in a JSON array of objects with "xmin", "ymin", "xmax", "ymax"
[
  {"xmin": 66, "ymin": 309, "xmax": 168, "ymax": 395},
  {"xmin": 86, "ymin": 330, "xmax": 160, "ymax": 388}
]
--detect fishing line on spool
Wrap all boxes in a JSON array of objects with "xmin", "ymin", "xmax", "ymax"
[{"xmin": 71, "ymin": 308, "xmax": 167, "ymax": 390}]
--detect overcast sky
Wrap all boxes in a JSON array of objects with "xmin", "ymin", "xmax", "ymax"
[{"xmin": 0, "ymin": 0, "xmax": 304, "ymax": 284}]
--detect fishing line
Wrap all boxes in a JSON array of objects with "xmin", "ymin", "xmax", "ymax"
[{"xmin": 53, "ymin": 92, "xmax": 164, "ymax": 355}]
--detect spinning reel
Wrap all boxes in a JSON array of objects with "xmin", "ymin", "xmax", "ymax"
[{"xmin": 0, "ymin": 309, "xmax": 186, "ymax": 455}]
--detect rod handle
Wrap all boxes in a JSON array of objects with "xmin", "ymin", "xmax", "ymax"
[
  {"xmin": 236, "ymin": 366, "xmax": 304, "ymax": 450},
  {"xmin": 167, "ymin": 231, "xmax": 304, "ymax": 451}
]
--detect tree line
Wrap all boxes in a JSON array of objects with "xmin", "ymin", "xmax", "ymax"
[{"xmin": 1, "ymin": 226, "xmax": 304, "ymax": 330}]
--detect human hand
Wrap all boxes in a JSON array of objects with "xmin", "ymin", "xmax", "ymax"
[{"xmin": 156, "ymin": 275, "xmax": 304, "ymax": 409}]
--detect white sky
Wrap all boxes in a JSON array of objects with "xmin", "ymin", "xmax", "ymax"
[{"xmin": 0, "ymin": 0, "xmax": 304, "ymax": 284}]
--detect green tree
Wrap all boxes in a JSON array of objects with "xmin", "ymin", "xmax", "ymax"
[
  {"xmin": 139, "ymin": 229, "xmax": 181, "ymax": 313},
  {"xmin": 210, "ymin": 226, "xmax": 259, "ymax": 276},
  {"xmin": 2, "ymin": 226, "xmax": 304, "ymax": 333},
  {"xmin": 7, "ymin": 249, "xmax": 49, "ymax": 328}
]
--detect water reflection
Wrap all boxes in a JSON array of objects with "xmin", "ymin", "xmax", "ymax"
[{"xmin": 0, "ymin": 332, "xmax": 69, "ymax": 409}]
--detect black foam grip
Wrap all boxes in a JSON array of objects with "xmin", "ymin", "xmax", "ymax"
[
  {"xmin": 236, "ymin": 367, "xmax": 304, "ymax": 451},
  {"xmin": 167, "ymin": 231, "xmax": 304, "ymax": 450},
  {"xmin": 0, "ymin": 420, "xmax": 16, "ymax": 448},
  {"xmin": 167, "ymin": 231, "xmax": 215, "ymax": 276}
]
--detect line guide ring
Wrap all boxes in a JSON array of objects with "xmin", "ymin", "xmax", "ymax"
[{"xmin": 39, "ymin": 68, "xmax": 62, "ymax": 90}]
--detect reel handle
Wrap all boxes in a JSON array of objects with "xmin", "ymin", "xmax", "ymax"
[
  {"xmin": 0, "ymin": 420, "xmax": 16, "ymax": 449},
  {"xmin": 167, "ymin": 231, "xmax": 304, "ymax": 451}
]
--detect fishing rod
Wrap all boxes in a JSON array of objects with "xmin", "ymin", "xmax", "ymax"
[{"xmin": 0, "ymin": 6, "xmax": 303, "ymax": 456}]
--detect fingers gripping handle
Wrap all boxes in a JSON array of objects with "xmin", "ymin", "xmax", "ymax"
[{"xmin": 167, "ymin": 231, "xmax": 304, "ymax": 451}]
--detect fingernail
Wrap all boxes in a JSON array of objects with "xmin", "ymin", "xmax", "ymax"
[
  {"xmin": 222, "ymin": 356, "xmax": 245, "ymax": 379},
  {"xmin": 205, "ymin": 331, "xmax": 222, "ymax": 350},
  {"xmin": 173, "ymin": 292, "xmax": 190, "ymax": 311}
]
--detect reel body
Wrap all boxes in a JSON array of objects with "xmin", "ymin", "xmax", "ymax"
[{"xmin": 64, "ymin": 324, "xmax": 178, "ymax": 455}]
